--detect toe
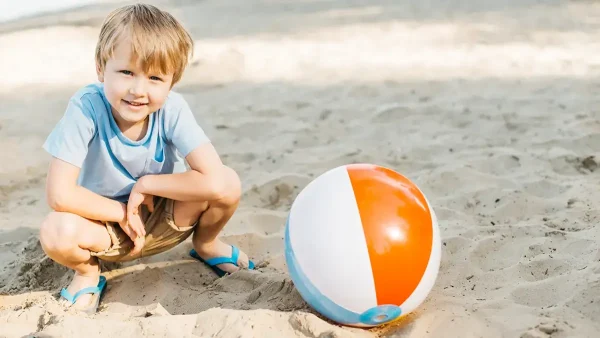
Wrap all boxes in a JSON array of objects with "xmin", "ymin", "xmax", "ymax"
[{"xmin": 236, "ymin": 249, "xmax": 251, "ymax": 269}]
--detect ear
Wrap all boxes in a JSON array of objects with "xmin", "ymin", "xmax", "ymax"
[{"xmin": 96, "ymin": 64, "xmax": 104, "ymax": 82}]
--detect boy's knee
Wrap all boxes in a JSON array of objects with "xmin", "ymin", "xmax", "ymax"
[
  {"xmin": 39, "ymin": 212, "xmax": 79, "ymax": 253},
  {"xmin": 219, "ymin": 166, "xmax": 241, "ymax": 206}
]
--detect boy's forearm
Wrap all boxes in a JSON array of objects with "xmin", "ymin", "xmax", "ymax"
[
  {"xmin": 50, "ymin": 186, "xmax": 127, "ymax": 223},
  {"xmin": 137, "ymin": 170, "xmax": 225, "ymax": 202}
]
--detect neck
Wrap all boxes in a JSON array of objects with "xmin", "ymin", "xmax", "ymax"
[{"xmin": 113, "ymin": 112, "xmax": 149, "ymax": 141}]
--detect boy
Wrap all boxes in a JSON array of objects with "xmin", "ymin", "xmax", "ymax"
[{"xmin": 39, "ymin": 3, "xmax": 254, "ymax": 313}]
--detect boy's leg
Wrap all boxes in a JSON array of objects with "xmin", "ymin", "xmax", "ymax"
[
  {"xmin": 174, "ymin": 166, "xmax": 250, "ymax": 274},
  {"xmin": 39, "ymin": 212, "xmax": 112, "ymax": 308}
]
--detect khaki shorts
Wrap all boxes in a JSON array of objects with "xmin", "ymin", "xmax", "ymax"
[{"xmin": 91, "ymin": 197, "xmax": 197, "ymax": 262}]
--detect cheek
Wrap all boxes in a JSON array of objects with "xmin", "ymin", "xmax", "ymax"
[
  {"xmin": 148, "ymin": 86, "xmax": 171, "ymax": 106},
  {"xmin": 104, "ymin": 76, "xmax": 128, "ymax": 102},
  {"xmin": 103, "ymin": 87, "xmax": 120, "ymax": 106}
]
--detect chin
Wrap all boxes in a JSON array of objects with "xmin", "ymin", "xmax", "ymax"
[{"xmin": 115, "ymin": 109, "xmax": 149, "ymax": 124}]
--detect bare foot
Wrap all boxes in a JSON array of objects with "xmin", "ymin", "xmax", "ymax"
[
  {"xmin": 193, "ymin": 239, "xmax": 251, "ymax": 274},
  {"xmin": 60, "ymin": 273, "xmax": 100, "ymax": 310}
]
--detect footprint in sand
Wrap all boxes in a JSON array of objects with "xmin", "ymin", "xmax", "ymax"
[
  {"xmin": 510, "ymin": 274, "xmax": 579, "ymax": 308},
  {"xmin": 516, "ymin": 236, "xmax": 595, "ymax": 269},
  {"xmin": 242, "ymin": 174, "xmax": 310, "ymax": 211},
  {"xmin": 515, "ymin": 258, "xmax": 572, "ymax": 282},
  {"xmin": 469, "ymin": 235, "xmax": 531, "ymax": 272}
]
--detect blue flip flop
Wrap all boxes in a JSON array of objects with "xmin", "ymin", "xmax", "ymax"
[
  {"xmin": 60, "ymin": 275, "xmax": 107, "ymax": 314},
  {"xmin": 189, "ymin": 245, "xmax": 255, "ymax": 277}
]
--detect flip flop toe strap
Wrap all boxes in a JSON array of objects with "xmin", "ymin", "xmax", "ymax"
[
  {"xmin": 60, "ymin": 276, "xmax": 106, "ymax": 304},
  {"xmin": 204, "ymin": 245, "xmax": 240, "ymax": 267}
]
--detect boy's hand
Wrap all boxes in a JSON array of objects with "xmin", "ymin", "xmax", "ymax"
[
  {"xmin": 118, "ymin": 213, "xmax": 146, "ymax": 258},
  {"xmin": 121, "ymin": 181, "xmax": 155, "ymax": 257},
  {"xmin": 129, "ymin": 178, "xmax": 155, "ymax": 215}
]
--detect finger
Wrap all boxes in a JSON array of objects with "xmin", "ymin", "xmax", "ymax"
[
  {"xmin": 123, "ymin": 215, "xmax": 144, "ymax": 240},
  {"xmin": 125, "ymin": 215, "xmax": 140, "ymax": 238},
  {"xmin": 138, "ymin": 213, "xmax": 147, "ymax": 236},
  {"xmin": 127, "ymin": 206, "xmax": 135, "ymax": 226},
  {"xmin": 130, "ymin": 218, "xmax": 146, "ymax": 238},
  {"xmin": 134, "ymin": 214, "xmax": 147, "ymax": 237},
  {"xmin": 121, "ymin": 223, "xmax": 138, "ymax": 242},
  {"xmin": 148, "ymin": 199, "xmax": 154, "ymax": 213},
  {"xmin": 127, "ymin": 201, "xmax": 137, "ymax": 220},
  {"xmin": 126, "ymin": 204, "xmax": 144, "ymax": 237},
  {"xmin": 129, "ymin": 237, "xmax": 144, "ymax": 258},
  {"xmin": 128, "ymin": 194, "xmax": 142, "ymax": 215}
]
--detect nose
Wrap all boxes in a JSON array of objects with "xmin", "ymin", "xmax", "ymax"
[{"xmin": 129, "ymin": 77, "xmax": 146, "ymax": 96}]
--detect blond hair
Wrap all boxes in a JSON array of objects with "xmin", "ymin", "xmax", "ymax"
[{"xmin": 95, "ymin": 3, "xmax": 193, "ymax": 85}]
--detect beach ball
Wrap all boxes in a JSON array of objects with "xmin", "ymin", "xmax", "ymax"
[{"xmin": 284, "ymin": 163, "xmax": 441, "ymax": 327}]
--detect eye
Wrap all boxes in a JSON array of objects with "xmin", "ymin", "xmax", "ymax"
[
  {"xmin": 119, "ymin": 70, "xmax": 133, "ymax": 75},
  {"xmin": 150, "ymin": 76, "xmax": 163, "ymax": 81}
]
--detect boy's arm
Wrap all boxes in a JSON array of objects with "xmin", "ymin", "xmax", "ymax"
[
  {"xmin": 134, "ymin": 142, "xmax": 233, "ymax": 202},
  {"xmin": 46, "ymin": 157, "xmax": 127, "ymax": 223}
]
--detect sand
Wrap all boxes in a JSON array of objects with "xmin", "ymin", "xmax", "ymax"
[{"xmin": 1, "ymin": 0, "xmax": 600, "ymax": 337}]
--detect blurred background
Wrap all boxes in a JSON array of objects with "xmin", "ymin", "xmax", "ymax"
[{"xmin": 2, "ymin": 1, "xmax": 600, "ymax": 337}]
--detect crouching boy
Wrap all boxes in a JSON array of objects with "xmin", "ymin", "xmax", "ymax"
[{"xmin": 39, "ymin": 3, "xmax": 254, "ymax": 313}]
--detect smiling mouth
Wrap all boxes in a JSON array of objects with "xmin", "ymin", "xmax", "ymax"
[{"xmin": 123, "ymin": 99, "xmax": 148, "ymax": 106}]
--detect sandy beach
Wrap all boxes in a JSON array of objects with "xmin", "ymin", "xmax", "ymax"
[{"xmin": 2, "ymin": 0, "xmax": 600, "ymax": 337}]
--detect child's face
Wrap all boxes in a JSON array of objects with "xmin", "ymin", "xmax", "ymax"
[{"xmin": 97, "ymin": 38, "xmax": 174, "ymax": 127}]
